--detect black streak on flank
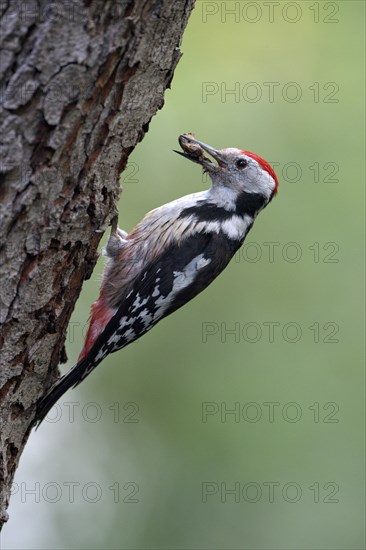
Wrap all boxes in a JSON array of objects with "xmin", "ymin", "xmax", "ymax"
[
  {"xmin": 179, "ymin": 192, "xmax": 267, "ymax": 222},
  {"xmin": 179, "ymin": 202, "xmax": 232, "ymax": 222}
]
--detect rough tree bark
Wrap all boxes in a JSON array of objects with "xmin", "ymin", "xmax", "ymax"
[{"xmin": 0, "ymin": 0, "xmax": 195, "ymax": 529}]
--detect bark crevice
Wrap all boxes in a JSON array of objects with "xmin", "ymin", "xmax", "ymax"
[{"xmin": 0, "ymin": 0, "xmax": 195, "ymax": 528}]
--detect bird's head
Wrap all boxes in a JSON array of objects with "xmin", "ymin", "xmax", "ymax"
[{"xmin": 176, "ymin": 135, "xmax": 278, "ymax": 207}]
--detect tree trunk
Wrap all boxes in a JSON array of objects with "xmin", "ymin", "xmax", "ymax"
[{"xmin": 0, "ymin": 0, "xmax": 195, "ymax": 528}]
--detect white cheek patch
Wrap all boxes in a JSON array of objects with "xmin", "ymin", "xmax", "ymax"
[{"xmin": 246, "ymin": 165, "xmax": 274, "ymax": 198}]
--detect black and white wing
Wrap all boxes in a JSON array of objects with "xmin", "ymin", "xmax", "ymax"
[{"xmin": 35, "ymin": 231, "xmax": 234, "ymax": 426}]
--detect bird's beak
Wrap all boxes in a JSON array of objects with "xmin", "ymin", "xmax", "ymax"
[{"xmin": 174, "ymin": 135, "xmax": 227, "ymax": 172}]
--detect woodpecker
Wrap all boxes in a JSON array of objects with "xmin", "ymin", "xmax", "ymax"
[{"xmin": 35, "ymin": 135, "xmax": 278, "ymax": 427}]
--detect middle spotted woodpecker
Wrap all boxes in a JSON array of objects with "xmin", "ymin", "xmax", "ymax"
[{"xmin": 35, "ymin": 134, "xmax": 279, "ymax": 426}]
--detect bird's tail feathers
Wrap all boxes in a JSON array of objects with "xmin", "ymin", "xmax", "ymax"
[{"xmin": 34, "ymin": 358, "xmax": 93, "ymax": 429}]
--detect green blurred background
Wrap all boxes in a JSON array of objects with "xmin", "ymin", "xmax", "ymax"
[{"xmin": 4, "ymin": 1, "xmax": 365, "ymax": 549}]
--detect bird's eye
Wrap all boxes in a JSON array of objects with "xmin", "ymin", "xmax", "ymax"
[{"xmin": 236, "ymin": 158, "xmax": 248, "ymax": 169}]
